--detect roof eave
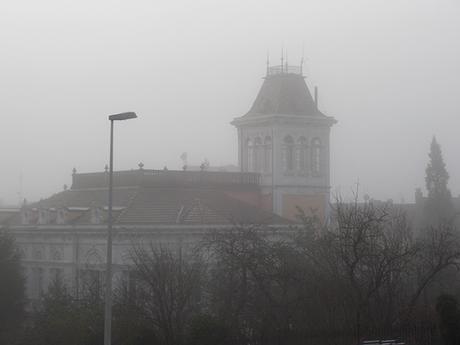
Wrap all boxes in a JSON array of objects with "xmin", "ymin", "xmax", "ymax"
[{"xmin": 231, "ymin": 113, "xmax": 337, "ymax": 127}]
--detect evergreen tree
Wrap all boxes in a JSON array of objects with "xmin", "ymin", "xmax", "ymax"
[
  {"xmin": 0, "ymin": 230, "xmax": 25, "ymax": 344},
  {"xmin": 23, "ymin": 278, "xmax": 104, "ymax": 345},
  {"xmin": 424, "ymin": 136, "xmax": 454, "ymax": 225},
  {"xmin": 436, "ymin": 294, "xmax": 460, "ymax": 345}
]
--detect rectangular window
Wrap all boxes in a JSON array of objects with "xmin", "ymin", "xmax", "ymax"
[
  {"xmin": 49, "ymin": 267, "xmax": 63, "ymax": 283},
  {"xmin": 79, "ymin": 269, "xmax": 103, "ymax": 297},
  {"xmin": 32, "ymin": 267, "xmax": 44, "ymax": 298}
]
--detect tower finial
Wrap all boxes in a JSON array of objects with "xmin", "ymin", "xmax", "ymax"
[
  {"xmin": 280, "ymin": 47, "xmax": 284, "ymax": 73},
  {"xmin": 285, "ymin": 49, "xmax": 288, "ymax": 71},
  {"xmin": 300, "ymin": 44, "xmax": 305, "ymax": 75},
  {"xmin": 266, "ymin": 50, "xmax": 270, "ymax": 76}
]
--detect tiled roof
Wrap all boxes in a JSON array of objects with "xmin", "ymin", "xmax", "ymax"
[
  {"xmin": 117, "ymin": 188, "xmax": 284, "ymax": 225},
  {"xmin": 244, "ymin": 73, "xmax": 323, "ymax": 117},
  {"xmin": 7, "ymin": 170, "xmax": 290, "ymax": 226},
  {"xmin": 36, "ymin": 188, "xmax": 138, "ymax": 208}
]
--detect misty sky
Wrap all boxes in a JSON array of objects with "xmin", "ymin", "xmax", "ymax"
[{"xmin": 0, "ymin": 0, "xmax": 459, "ymax": 205}]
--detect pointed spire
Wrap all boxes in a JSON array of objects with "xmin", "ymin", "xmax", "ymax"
[
  {"xmin": 285, "ymin": 49, "xmax": 289, "ymax": 71},
  {"xmin": 300, "ymin": 46, "xmax": 305, "ymax": 75},
  {"xmin": 280, "ymin": 48, "xmax": 284, "ymax": 73},
  {"xmin": 266, "ymin": 50, "xmax": 270, "ymax": 76}
]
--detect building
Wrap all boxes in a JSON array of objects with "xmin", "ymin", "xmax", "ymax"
[
  {"xmin": 2, "ymin": 169, "xmax": 289, "ymax": 300},
  {"xmin": 0, "ymin": 62, "xmax": 337, "ymax": 300},
  {"xmin": 232, "ymin": 62, "xmax": 336, "ymax": 221}
]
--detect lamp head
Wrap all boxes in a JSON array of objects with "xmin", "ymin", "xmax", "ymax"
[{"xmin": 108, "ymin": 112, "xmax": 137, "ymax": 121}]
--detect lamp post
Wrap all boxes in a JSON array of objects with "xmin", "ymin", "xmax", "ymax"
[{"xmin": 104, "ymin": 112, "xmax": 137, "ymax": 345}]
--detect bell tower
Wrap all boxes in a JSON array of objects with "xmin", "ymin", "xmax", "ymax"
[{"xmin": 231, "ymin": 62, "xmax": 336, "ymax": 221}]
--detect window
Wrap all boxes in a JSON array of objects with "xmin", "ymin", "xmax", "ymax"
[
  {"xmin": 80, "ymin": 269, "xmax": 104, "ymax": 297},
  {"xmin": 284, "ymin": 135, "xmax": 295, "ymax": 171},
  {"xmin": 297, "ymin": 137, "xmax": 307, "ymax": 172},
  {"xmin": 254, "ymin": 137, "xmax": 263, "ymax": 172},
  {"xmin": 247, "ymin": 139, "xmax": 253, "ymax": 171},
  {"xmin": 264, "ymin": 136, "xmax": 272, "ymax": 173},
  {"xmin": 121, "ymin": 270, "xmax": 139, "ymax": 299},
  {"xmin": 33, "ymin": 246, "xmax": 44, "ymax": 260},
  {"xmin": 311, "ymin": 138, "xmax": 321, "ymax": 174},
  {"xmin": 32, "ymin": 267, "xmax": 44, "ymax": 298},
  {"xmin": 49, "ymin": 267, "xmax": 63, "ymax": 283},
  {"xmin": 50, "ymin": 245, "xmax": 63, "ymax": 261}
]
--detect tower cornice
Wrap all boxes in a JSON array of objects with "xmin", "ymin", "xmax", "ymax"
[{"xmin": 231, "ymin": 113, "xmax": 336, "ymax": 128}]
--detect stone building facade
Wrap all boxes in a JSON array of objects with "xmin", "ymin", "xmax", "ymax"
[
  {"xmin": 1, "ymin": 170, "xmax": 289, "ymax": 301},
  {"xmin": 0, "ymin": 63, "xmax": 337, "ymax": 301},
  {"xmin": 232, "ymin": 64, "xmax": 336, "ymax": 220}
]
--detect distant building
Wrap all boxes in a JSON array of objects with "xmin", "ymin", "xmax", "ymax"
[
  {"xmin": 232, "ymin": 63, "xmax": 336, "ymax": 221},
  {"xmin": 0, "ymin": 62, "xmax": 339, "ymax": 301},
  {"xmin": 1, "ymin": 169, "xmax": 289, "ymax": 301}
]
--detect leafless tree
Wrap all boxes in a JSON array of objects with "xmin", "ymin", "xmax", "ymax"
[{"xmin": 130, "ymin": 244, "xmax": 204, "ymax": 345}]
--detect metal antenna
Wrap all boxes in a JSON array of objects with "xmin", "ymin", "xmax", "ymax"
[
  {"xmin": 266, "ymin": 50, "xmax": 270, "ymax": 76},
  {"xmin": 285, "ymin": 49, "xmax": 288, "ymax": 71},
  {"xmin": 280, "ymin": 47, "xmax": 284, "ymax": 73},
  {"xmin": 17, "ymin": 173, "xmax": 23, "ymax": 206},
  {"xmin": 300, "ymin": 44, "xmax": 305, "ymax": 75}
]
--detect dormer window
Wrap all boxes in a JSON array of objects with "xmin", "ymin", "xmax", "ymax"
[
  {"xmin": 20, "ymin": 209, "xmax": 29, "ymax": 225},
  {"xmin": 38, "ymin": 209, "xmax": 49, "ymax": 225},
  {"xmin": 56, "ymin": 208, "xmax": 68, "ymax": 225},
  {"xmin": 90, "ymin": 207, "xmax": 103, "ymax": 225}
]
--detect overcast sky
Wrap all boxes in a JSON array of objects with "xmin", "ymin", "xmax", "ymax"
[{"xmin": 0, "ymin": 0, "xmax": 459, "ymax": 205}]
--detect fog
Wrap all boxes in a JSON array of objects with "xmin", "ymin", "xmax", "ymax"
[{"xmin": 0, "ymin": 0, "xmax": 459, "ymax": 205}]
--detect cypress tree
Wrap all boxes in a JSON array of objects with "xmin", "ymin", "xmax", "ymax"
[
  {"xmin": 0, "ymin": 230, "xmax": 25, "ymax": 343},
  {"xmin": 424, "ymin": 136, "xmax": 454, "ymax": 225}
]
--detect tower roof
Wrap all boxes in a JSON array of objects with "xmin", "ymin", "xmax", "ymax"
[{"xmin": 244, "ymin": 66, "xmax": 322, "ymax": 117}]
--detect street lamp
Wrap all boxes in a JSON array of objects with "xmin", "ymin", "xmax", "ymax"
[{"xmin": 104, "ymin": 112, "xmax": 137, "ymax": 345}]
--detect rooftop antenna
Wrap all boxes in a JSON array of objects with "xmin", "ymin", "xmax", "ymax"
[
  {"xmin": 266, "ymin": 50, "xmax": 270, "ymax": 76},
  {"xmin": 180, "ymin": 152, "xmax": 188, "ymax": 171},
  {"xmin": 300, "ymin": 44, "xmax": 305, "ymax": 75},
  {"xmin": 280, "ymin": 47, "xmax": 284, "ymax": 73},
  {"xmin": 17, "ymin": 173, "xmax": 23, "ymax": 206},
  {"xmin": 285, "ymin": 49, "xmax": 289, "ymax": 72}
]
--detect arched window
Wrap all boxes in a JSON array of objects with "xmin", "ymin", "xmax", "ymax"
[
  {"xmin": 247, "ymin": 139, "xmax": 253, "ymax": 172},
  {"xmin": 254, "ymin": 137, "xmax": 263, "ymax": 172},
  {"xmin": 264, "ymin": 136, "xmax": 272, "ymax": 173},
  {"xmin": 311, "ymin": 138, "xmax": 321, "ymax": 175},
  {"xmin": 297, "ymin": 137, "xmax": 307, "ymax": 172},
  {"xmin": 283, "ymin": 135, "xmax": 295, "ymax": 172}
]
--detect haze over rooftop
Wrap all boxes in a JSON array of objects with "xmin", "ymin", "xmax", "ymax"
[{"xmin": 0, "ymin": 0, "xmax": 459, "ymax": 204}]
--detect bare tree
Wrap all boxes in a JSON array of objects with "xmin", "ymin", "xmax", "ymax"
[
  {"xmin": 130, "ymin": 245, "xmax": 203, "ymax": 345},
  {"xmin": 406, "ymin": 223, "xmax": 460, "ymax": 316}
]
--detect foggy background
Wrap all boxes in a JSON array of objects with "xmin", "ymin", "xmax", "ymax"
[{"xmin": 0, "ymin": 0, "xmax": 459, "ymax": 205}]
